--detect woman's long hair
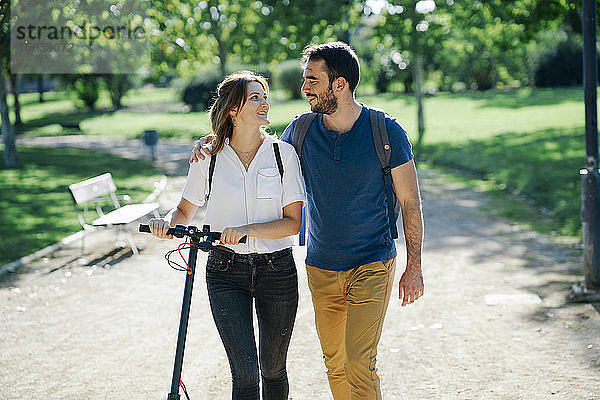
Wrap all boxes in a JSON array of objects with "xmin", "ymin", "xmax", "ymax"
[{"xmin": 209, "ymin": 71, "xmax": 270, "ymax": 154}]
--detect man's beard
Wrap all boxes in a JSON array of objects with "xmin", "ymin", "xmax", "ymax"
[{"xmin": 309, "ymin": 88, "xmax": 338, "ymax": 114}]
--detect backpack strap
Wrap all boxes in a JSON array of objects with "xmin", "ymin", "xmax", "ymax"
[
  {"xmin": 206, "ymin": 153, "xmax": 217, "ymax": 202},
  {"xmin": 272, "ymin": 142, "xmax": 284, "ymax": 182},
  {"xmin": 292, "ymin": 112, "xmax": 317, "ymax": 163},
  {"xmin": 292, "ymin": 112, "xmax": 317, "ymax": 246},
  {"xmin": 368, "ymin": 108, "xmax": 399, "ymax": 239}
]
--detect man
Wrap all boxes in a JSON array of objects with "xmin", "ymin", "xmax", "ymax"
[{"xmin": 191, "ymin": 42, "xmax": 424, "ymax": 400}]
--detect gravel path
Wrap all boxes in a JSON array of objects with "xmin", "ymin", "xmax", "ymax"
[{"xmin": 1, "ymin": 136, "xmax": 599, "ymax": 399}]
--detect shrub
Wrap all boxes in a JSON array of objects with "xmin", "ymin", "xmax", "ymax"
[
  {"xmin": 274, "ymin": 61, "xmax": 304, "ymax": 100},
  {"xmin": 60, "ymin": 75, "xmax": 101, "ymax": 110},
  {"xmin": 102, "ymin": 74, "xmax": 135, "ymax": 109},
  {"xmin": 182, "ymin": 70, "xmax": 222, "ymax": 112},
  {"xmin": 534, "ymin": 40, "xmax": 583, "ymax": 87}
]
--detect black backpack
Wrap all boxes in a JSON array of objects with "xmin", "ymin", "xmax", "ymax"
[{"xmin": 291, "ymin": 107, "xmax": 400, "ymax": 245}]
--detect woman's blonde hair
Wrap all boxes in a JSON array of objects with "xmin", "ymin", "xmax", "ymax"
[{"xmin": 209, "ymin": 71, "xmax": 270, "ymax": 154}]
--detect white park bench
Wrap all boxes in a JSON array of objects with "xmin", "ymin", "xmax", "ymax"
[{"xmin": 68, "ymin": 172, "xmax": 160, "ymax": 255}]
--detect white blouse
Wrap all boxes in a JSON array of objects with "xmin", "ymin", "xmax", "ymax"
[{"xmin": 181, "ymin": 135, "xmax": 306, "ymax": 254}]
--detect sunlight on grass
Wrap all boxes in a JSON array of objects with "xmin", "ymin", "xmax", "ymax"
[
  {"xmin": 0, "ymin": 146, "xmax": 163, "ymax": 265},
  {"xmin": 18, "ymin": 87, "xmax": 586, "ymax": 145},
  {"xmin": 422, "ymin": 126, "xmax": 584, "ymax": 236},
  {"xmin": 5, "ymin": 85, "xmax": 588, "ymax": 263}
]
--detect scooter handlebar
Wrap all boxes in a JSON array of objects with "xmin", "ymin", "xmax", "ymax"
[{"xmin": 138, "ymin": 224, "xmax": 247, "ymax": 244}]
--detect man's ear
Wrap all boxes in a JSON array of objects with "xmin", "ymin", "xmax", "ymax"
[{"xmin": 333, "ymin": 77, "xmax": 347, "ymax": 92}]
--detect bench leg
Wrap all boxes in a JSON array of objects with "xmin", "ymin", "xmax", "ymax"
[
  {"xmin": 80, "ymin": 230, "xmax": 87, "ymax": 256},
  {"xmin": 125, "ymin": 232, "xmax": 139, "ymax": 256}
]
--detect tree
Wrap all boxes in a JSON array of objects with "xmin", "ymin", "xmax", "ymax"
[
  {"xmin": 145, "ymin": 0, "xmax": 353, "ymax": 81},
  {"xmin": 238, "ymin": 0, "xmax": 355, "ymax": 65},
  {"xmin": 103, "ymin": 74, "xmax": 134, "ymax": 109},
  {"xmin": 434, "ymin": 0, "xmax": 593, "ymax": 90},
  {"xmin": 370, "ymin": 0, "xmax": 452, "ymax": 149},
  {"xmin": 145, "ymin": 0, "xmax": 252, "ymax": 79},
  {"xmin": 9, "ymin": 73, "xmax": 21, "ymax": 129},
  {"xmin": 0, "ymin": 0, "xmax": 18, "ymax": 168}
]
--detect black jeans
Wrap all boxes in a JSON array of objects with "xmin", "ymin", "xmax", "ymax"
[{"xmin": 205, "ymin": 247, "xmax": 298, "ymax": 400}]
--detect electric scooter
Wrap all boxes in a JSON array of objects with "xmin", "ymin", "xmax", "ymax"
[{"xmin": 138, "ymin": 224, "xmax": 246, "ymax": 400}]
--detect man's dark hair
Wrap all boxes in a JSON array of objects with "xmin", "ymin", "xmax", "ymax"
[{"xmin": 301, "ymin": 41, "xmax": 360, "ymax": 93}]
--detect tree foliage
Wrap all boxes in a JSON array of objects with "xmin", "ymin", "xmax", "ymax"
[
  {"xmin": 368, "ymin": 0, "xmax": 598, "ymax": 91},
  {"xmin": 145, "ymin": 0, "xmax": 353, "ymax": 81}
]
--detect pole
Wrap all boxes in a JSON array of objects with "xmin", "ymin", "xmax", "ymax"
[
  {"xmin": 583, "ymin": 0, "xmax": 598, "ymax": 172},
  {"xmin": 167, "ymin": 237, "xmax": 199, "ymax": 399},
  {"xmin": 573, "ymin": 0, "xmax": 600, "ymax": 302}
]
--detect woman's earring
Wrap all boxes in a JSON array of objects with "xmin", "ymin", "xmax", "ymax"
[{"xmin": 232, "ymin": 116, "xmax": 237, "ymax": 127}]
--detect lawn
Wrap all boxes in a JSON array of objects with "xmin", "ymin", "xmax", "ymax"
[
  {"xmin": 421, "ymin": 126, "xmax": 583, "ymax": 235},
  {"xmin": 0, "ymin": 146, "xmax": 163, "ymax": 265},
  {"xmin": 17, "ymin": 86, "xmax": 584, "ymax": 143},
  {"xmin": 2, "ymin": 85, "xmax": 588, "ymax": 265}
]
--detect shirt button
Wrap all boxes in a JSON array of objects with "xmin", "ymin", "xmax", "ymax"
[{"xmin": 384, "ymin": 144, "xmax": 390, "ymax": 150}]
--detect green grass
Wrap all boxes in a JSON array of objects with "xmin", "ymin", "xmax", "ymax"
[
  {"xmin": 0, "ymin": 146, "xmax": 163, "ymax": 265},
  {"xmin": 360, "ymin": 87, "xmax": 584, "ymax": 144},
  {"xmin": 420, "ymin": 126, "xmax": 583, "ymax": 236},
  {"xmin": 363, "ymin": 87, "xmax": 585, "ymax": 237},
  {"xmin": 8, "ymin": 85, "xmax": 588, "ymax": 247},
  {"xmin": 18, "ymin": 87, "xmax": 584, "ymax": 142}
]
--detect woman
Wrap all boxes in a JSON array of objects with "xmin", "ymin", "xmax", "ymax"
[{"xmin": 148, "ymin": 71, "xmax": 305, "ymax": 400}]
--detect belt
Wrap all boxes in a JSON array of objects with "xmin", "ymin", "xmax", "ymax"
[{"xmin": 208, "ymin": 247, "xmax": 292, "ymax": 263}]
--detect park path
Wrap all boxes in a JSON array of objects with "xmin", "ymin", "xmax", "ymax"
[
  {"xmin": 1, "ymin": 135, "xmax": 599, "ymax": 399},
  {"xmin": 15, "ymin": 135, "xmax": 195, "ymax": 176}
]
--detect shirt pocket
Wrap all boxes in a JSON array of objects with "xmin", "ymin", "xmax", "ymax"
[{"xmin": 257, "ymin": 168, "xmax": 282, "ymax": 199}]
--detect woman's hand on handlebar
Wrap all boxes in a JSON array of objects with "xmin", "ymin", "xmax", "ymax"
[
  {"xmin": 148, "ymin": 218, "xmax": 173, "ymax": 239},
  {"xmin": 220, "ymin": 226, "xmax": 248, "ymax": 245}
]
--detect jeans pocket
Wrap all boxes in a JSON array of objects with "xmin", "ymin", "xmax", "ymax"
[
  {"xmin": 268, "ymin": 252, "xmax": 296, "ymax": 272},
  {"xmin": 207, "ymin": 253, "xmax": 230, "ymax": 272}
]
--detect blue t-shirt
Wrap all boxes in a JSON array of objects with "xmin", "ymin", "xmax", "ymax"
[{"xmin": 280, "ymin": 106, "xmax": 413, "ymax": 271}]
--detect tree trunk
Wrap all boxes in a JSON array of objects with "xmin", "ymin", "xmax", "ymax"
[
  {"xmin": 104, "ymin": 75, "xmax": 129, "ymax": 109},
  {"xmin": 9, "ymin": 73, "xmax": 22, "ymax": 130},
  {"xmin": 38, "ymin": 76, "xmax": 44, "ymax": 103},
  {"xmin": 0, "ymin": 68, "xmax": 19, "ymax": 169},
  {"xmin": 217, "ymin": 35, "xmax": 227, "ymax": 79},
  {"xmin": 413, "ymin": 54, "xmax": 425, "ymax": 151}
]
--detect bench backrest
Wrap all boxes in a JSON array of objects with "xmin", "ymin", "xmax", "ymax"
[{"xmin": 68, "ymin": 173, "xmax": 119, "ymax": 206}]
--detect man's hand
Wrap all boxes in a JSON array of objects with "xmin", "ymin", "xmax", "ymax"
[
  {"xmin": 399, "ymin": 265, "xmax": 424, "ymax": 306},
  {"xmin": 189, "ymin": 134, "xmax": 216, "ymax": 163},
  {"xmin": 220, "ymin": 226, "xmax": 249, "ymax": 245}
]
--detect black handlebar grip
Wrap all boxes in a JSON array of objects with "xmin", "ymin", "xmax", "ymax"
[
  {"xmin": 139, "ymin": 224, "xmax": 178, "ymax": 235},
  {"xmin": 211, "ymin": 233, "xmax": 247, "ymax": 244}
]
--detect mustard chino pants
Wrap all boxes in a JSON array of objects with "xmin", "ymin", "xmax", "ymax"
[{"xmin": 306, "ymin": 258, "xmax": 396, "ymax": 400}]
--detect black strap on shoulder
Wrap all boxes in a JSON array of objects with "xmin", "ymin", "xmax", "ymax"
[
  {"xmin": 369, "ymin": 108, "xmax": 392, "ymax": 169},
  {"xmin": 292, "ymin": 112, "xmax": 317, "ymax": 163},
  {"xmin": 368, "ymin": 107, "xmax": 399, "ymax": 239},
  {"xmin": 291, "ymin": 113, "xmax": 316, "ymax": 247},
  {"xmin": 207, "ymin": 154, "xmax": 217, "ymax": 201},
  {"xmin": 273, "ymin": 143, "xmax": 284, "ymax": 182}
]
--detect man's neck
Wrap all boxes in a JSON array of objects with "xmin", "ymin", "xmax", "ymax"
[{"xmin": 322, "ymin": 97, "xmax": 363, "ymax": 133}]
